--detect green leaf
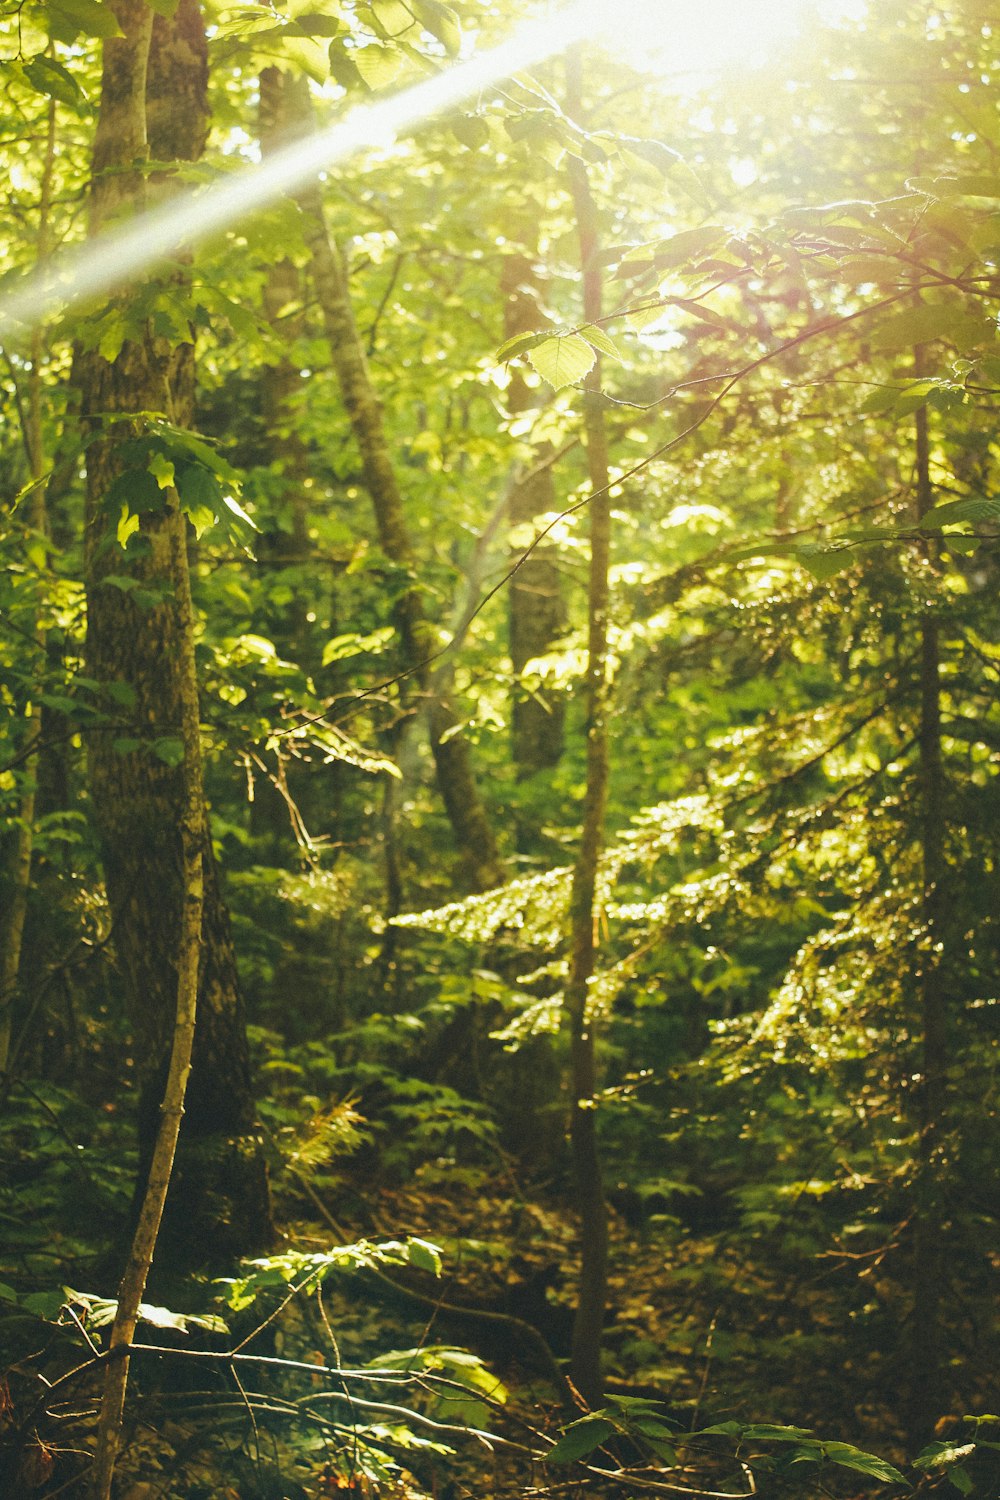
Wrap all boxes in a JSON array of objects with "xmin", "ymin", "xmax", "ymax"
[
  {"xmin": 670, "ymin": 296, "xmax": 732, "ymax": 331},
  {"xmin": 912, "ymin": 1441, "xmax": 977, "ymax": 1471},
  {"xmin": 152, "ymin": 737, "xmax": 184, "ymax": 768},
  {"xmin": 820, "ymin": 1442, "xmax": 907, "ymax": 1484},
  {"xmin": 117, "ymin": 505, "xmax": 141, "ymax": 548},
  {"xmin": 23, "ymin": 54, "xmax": 86, "ymax": 107},
  {"xmin": 580, "ymin": 323, "xmax": 624, "ymax": 362},
  {"xmin": 97, "ymin": 313, "xmax": 128, "ymax": 363},
  {"xmin": 146, "ymin": 421, "xmax": 241, "ymax": 483},
  {"xmin": 619, "ymin": 224, "xmax": 727, "ymax": 276},
  {"xmin": 742, "ymin": 1424, "xmax": 817, "ymax": 1442},
  {"xmin": 629, "ymin": 1416, "xmax": 677, "ymax": 1463},
  {"xmin": 922, "ymin": 495, "xmax": 1000, "ymax": 527},
  {"xmin": 322, "ymin": 626, "xmax": 395, "ymax": 667},
  {"xmin": 406, "ymin": 1237, "xmax": 442, "ymax": 1275},
  {"xmin": 292, "ymin": 9, "xmax": 344, "ymax": 36},
  {"xmin": 369, "ymin": 0, "xmax": 414, "ymax": 37},
  {"xmin": 21, "ymin": 1288, "xmax": 67, "ymax": 1318},
  {"xmin": 526, "ymin": 333, "xmax": 596, "ymax": 389},
  {"xmin": 148, "ymin": 451, "xmax": 176, "ymax": 490},
  {"xmin": 137, "ymin": 1301, "xmax": 227, "ymax": 1333},
  {"xmin": 411, "ymin": 0, "xmax": 461, "ymax": 54},
  {"xmin": 354, "ymin": 42, "xmax": 406, "ymax": 90},
  {"xmin": 546, "ymin": 1416, "xmax": 617, "ymax": 1463},
  {"xmin": 452, "ymin": 114, "xmax": 490, "ymax": 151},
  {"xmin": 222, "ymin": 492, "xmax": 259, "ymax": 531},
  {"xmin": 870, "ymin": 300, "xmax": 988, "ymax": 353},
  {"xmin": 107, "ymin": 466, "xmax": 164, "ymax": 517},
  {"xmin": 45, "ymin": 0, "xmax": 124, "ymax": 41},
  {"xmin": 496, "ymin": 330, "xmax": 548, "ymax": 363},
  {"xmin": 175, "ymin": 461, "xmax": 221, "ymax": 518},
  {"xmin": 186, "ymin": 504, "xmax": 217, "ymax": 539},
  {"xmin": 328, "ymin": 48, "xmax": 363, "ymax": 90}
]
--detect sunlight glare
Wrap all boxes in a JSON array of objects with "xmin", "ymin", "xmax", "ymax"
[
  {"xmin": 613, "ymin": 0, "xmax": 868, "ymax": 84},
  {"xmin": 0, "ymin": 0, "xmax": 867, "ymax": 339}
]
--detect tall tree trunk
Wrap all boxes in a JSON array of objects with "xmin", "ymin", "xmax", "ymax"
[
  {"xmin": 907, "ymin": 359, "xmax": 947, "ymax": 1444},
  {"xmin": 76, "ymin": 0, "xmax": 271, "ymax": 1265},
  {"xmin": 249, "ymin": 66, "xmax": 320, "ymax": 853},
  {"xmin": 266, "ymin": 69, "xmax": 503, "ymax": 893},
  {"xmin": 0, "ymin": 94, "xmax": 56, "ymax": 1077},
  {"xmin": 564, "ymin": 48, "xmax": 611, "ymax": 1408},
  {"xmin": 501, "ymin": 253, "xmax": 566, "ymax": 784},
  {"xmin": 91, "ymin": 365, "xmax": 205, "ymax": 1500}
]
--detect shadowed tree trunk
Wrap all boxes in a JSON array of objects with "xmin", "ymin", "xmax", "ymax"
[
  {"xmin": 565, "ymin": 47, "xmax": 611, "ymax": 1408},
  {"xmin": 501, "ymin": 253, "xmax": 566, "ymax": 784},
  {"xmin": 75, "ymin": 0, "xmax": 271, "ymax": 1266},
  {"xmin": 262, "ymin": 68, "xmax": 503, "ymax": 894},
  {"xmin": 0, "ymin": 94, "xmax": 56, "ymax": 1078}
]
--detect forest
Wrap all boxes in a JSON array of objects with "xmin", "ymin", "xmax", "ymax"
[{"xmin": 1, "ymin": 0, "xmax": 999, "ymax": 1494}]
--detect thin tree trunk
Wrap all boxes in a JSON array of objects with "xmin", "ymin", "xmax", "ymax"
[
  {"xmin": 565, "ymin": 47, "xmax": 611, "ymax": 1408},
  {"xmin": 907, "ymin": 360, "xmax": 947, "ymax": 1445},
  {"xmin": 269, "ymin": 70, "xmax": 503, "ymax": 893},
  {"xmin": 501, "ymin": 252, "xmax": 566, "ymax": 783},
  {"xmin": 76, "ymin": 0, "xmax": 271, "ymax": 1266},
  {"xmin": 0, "ymin": 94, "xmax": 56, "ymax": 1076},
  {"xmin": 249, "ymin": 67, "xmax": 319, "ymax": 852}
]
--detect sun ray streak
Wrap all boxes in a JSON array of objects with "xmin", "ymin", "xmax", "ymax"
[{"xmin": 0, "ymin": 0, "xmax": 609, "ymax": 339}]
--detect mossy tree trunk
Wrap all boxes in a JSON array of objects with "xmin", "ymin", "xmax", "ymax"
[
  {"xmin": 76, "ymin": 0, "xmax": 271, "ymax": 1266},
  {"xmin": 0, "ymin": 95, "xmax": 55, "ymax": 1078}
]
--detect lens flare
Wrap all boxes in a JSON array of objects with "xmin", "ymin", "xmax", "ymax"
[
  {"xmin": 0, "ymin": 0, "xmax": 857, "ymax": 338},
  {"xmin": 0, "ymin": 0, "xmax": 608, "ymax": 339}
]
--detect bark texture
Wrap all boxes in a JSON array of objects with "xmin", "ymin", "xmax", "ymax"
[
  {"xmin": 0, "ymin": 69, "xmax": 57, "ymax": 1077},
  {"xmin": 77, "ymin": 0, "xmax": 270, "ymax": 1265},
  {"xmin": 564, "ymin": 49, "xmax": 611, "ymax": 1408}
]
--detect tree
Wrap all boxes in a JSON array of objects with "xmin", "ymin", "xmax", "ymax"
[{"xmin": 73, "ymin": 0, "xmax": 270, "ymax": 1261}]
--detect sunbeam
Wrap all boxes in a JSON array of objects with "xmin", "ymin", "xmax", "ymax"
[
  {"xmin": 0, "ymin": 0, "xmax": 847, "ymax": 339},
  {"xmin": 0, "ymin": 0, "xmax": 608, "ymax": 339}
]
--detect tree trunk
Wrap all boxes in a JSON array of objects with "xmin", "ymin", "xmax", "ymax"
[
  {"xmin": 76, "ymin": 0, "xmax": 271, "ymax": 1266},
  {"xmin": 906, "ymin": 362, "xmax": 947, "ymax": 1445},
  {"xmin": 0, "ymin": 94, "xmax": 56, "ymax": 1077},
  {"xmin": 247, "ymin": 66, "xmax": 321, "ymax": 854},
  {"xmin": 501, "ymin": 253, "xmax": 566, "ymax": 784},
  {"xmin": 268, "ymin": 70, "xmax": 503, "ymax": 893},
  {"xmin": 91, "ymin": 379, "xmax": 205, "ymax": 1500},
  {"xmin": 564, "ymin": 47, "xmax": 611, "ymax": 1408}
]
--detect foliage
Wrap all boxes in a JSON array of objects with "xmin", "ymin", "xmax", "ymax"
[{"xmin": 3, "ymin": 0, "xmax": 1000, "ymax": 1494}]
